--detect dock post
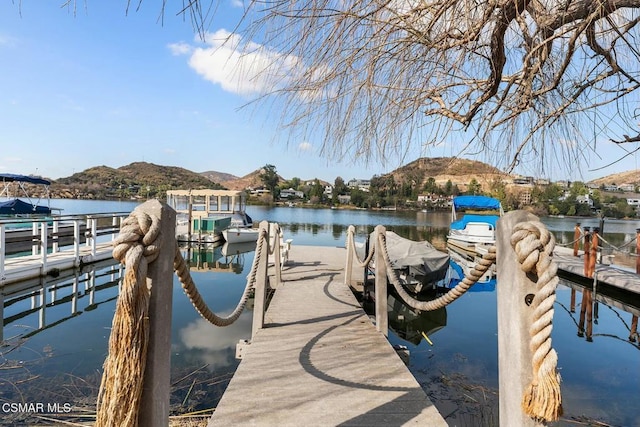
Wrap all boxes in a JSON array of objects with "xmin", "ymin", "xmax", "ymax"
[
  {"xmin": 252, "ymin": 221, "xmax": 269, "ymax": 340},
  {"xmin": 271, "ymin": 223, "xmax": 282, "ymax": 287},
  {"xmin": 636, "ymin": 229, "xmax": 640, "ymax": 275},
  {"xmin": 138, "ymin": 200, "xmax": 175, "ymax": 427},
  {"xmin": 573, "ymin": 223, "xmax": 581, "ymax": 257},
  {"xmin": 589, "ymin": 229, "xmax": 598, "ymax": 278},
  {"xmin": 496, "ymin": 211, "xmax": 546, "ymax": 427},
  {"xmin": 373, "ymin": 225, "xmax": 388, "ymax": 337},
  {"xmin": 344, "ymin": 225, "xmax": 354, "ymax": 287},
  {"xmin": 583, "ymin": 227, "xmax": 591, "ymax": 278}
]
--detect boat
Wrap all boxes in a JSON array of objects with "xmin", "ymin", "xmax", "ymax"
[
  {"xmin": 0, "ymin": 174, "xmax": 54, "ymax": 216},
  {"xmin": 166, "ymin": 189, "xmax": 253, "ymax": 245},
  {"xmin": 446, "ymin": 195, "xmax": 503, "ymax": 256},
  {"xmin": 222, "ymin": 227, "xmax": 260, "ymax": 244},
  {"xmin": 358, "ymin": 231, "xmax": 450, "ymax": 295}
]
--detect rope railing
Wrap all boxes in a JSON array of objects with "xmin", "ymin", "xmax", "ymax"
[
  {"xmin": 96, "ymin": 201, "xmax": 284, "ymax": 427},
  {"xmin": 598, "ymin": 233, "xmax": 639, "ymax": 255},
  {"xmin": 345, "ymin": 216, "xmax": 562, "ymax": 424}
]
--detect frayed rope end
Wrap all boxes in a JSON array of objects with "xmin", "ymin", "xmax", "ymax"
[{"xmin": 521, "ymin": 371, "xmax": 563, "ymax": 423}]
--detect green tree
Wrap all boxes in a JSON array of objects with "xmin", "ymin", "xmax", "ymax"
[
  {"xmin": 467, "ymin": 179, "xmax": 481, "ymax": 195},
  {"xmin": 260, "ymin": 164, "xmax": 280, "ymax": 202}
]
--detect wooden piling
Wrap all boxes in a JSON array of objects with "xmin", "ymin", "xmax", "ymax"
[
  {"xmin": 573, "ymin": 223, "xmax": 581, "ymax": 257},
  {"xmin": 252, "ymin": 221, "xmax": 269, "ymax": 340},
  {"xmin": 138, "ymin": 200, "xmax": 176, "ymax": 427},
  {"xmin": 373, "ymin": 225, "xmax": 388, "ymax": 337},
  {"xmin": 636, "ymin": 229, "xmax": 640, "ymax": 275},
  {"xmin": 589, "ymin": 228, "xmax": 599, "ymax": 277},
  {"xmin": 583, "ymin": 227, "xmax": 591, "ymax": 278},
  {"xmin": 496, "ymin": 210, "xmax": 545, "ymax": 427}
]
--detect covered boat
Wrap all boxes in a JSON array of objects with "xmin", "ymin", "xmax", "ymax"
[
  {"xmin": 360, "ymin": 231, "xmax": 450, "ymax": 295},
  {"xmin": 0, "ymin": 174, "xmax": 52, "ymax": 215}
]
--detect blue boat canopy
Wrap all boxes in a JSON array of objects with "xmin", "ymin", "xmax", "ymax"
[
  {"xmin": 0, "ymin": 173, "xmax": 51, "ymax": 186},
  {"xmin": 453, "ymin": 195, "xmax": 502, "ymax": 210}
]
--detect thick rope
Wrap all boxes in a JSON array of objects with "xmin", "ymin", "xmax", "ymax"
[
  {"xmin": 378, "ymin": 231, "xmax": 496, "ymax": 311},
  {"xmin": 174, "ymin": 227, "xmax": 268, "ymax": 326},
  {"xmin": 510, "ymin": 221, "xmax": 563, "ymax": 423},
  {"xmin": 598, "ymin": 233, "xmax": 639, "ymax": 253},
  {"xmin": 346, "ymin": 226, "xmax": 376, "ymax": 268},
  {"xmin": 96, "ymin": 210, "xmax": 161, "ymax": 427}
]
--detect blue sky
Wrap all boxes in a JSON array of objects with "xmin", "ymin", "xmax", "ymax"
[{"xmin": 1, "ymin": 2, "xmax": 638, "ymax": 184}]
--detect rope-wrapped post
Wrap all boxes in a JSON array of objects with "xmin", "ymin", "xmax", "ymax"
[
  {"xmin": 572, "ymin": 222, "xmax": 581, "ymax": 257},
  {"xmin": 96, "ymin": 199, "xmax": 175, "ymax": 427},
  {"xmin": 373, "ymin": 225, "xmax": 388, "ymax": 336},
  {"xmin": 252, "ymin": 220, "xmax": 270, "ymax": 340},
  {"xmin": 496, "ymin": 211, "xmax": 562, "ymax": 426}
]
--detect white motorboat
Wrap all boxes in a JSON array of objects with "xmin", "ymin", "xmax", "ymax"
[
  {"xmin": 446, "ymin": 195, "xmax": 503, "ymax": 257},
  {"xmin": 222, "ymin": 227, "xmax": 260, "ymax": 244}
]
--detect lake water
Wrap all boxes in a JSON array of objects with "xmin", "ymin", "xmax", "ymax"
[{"xmin": 1, "ymin": 200, "xmax": 639, "ymax": 426}]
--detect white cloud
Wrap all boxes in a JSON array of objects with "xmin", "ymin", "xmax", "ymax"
[
  {"xmin": 167, "ymin": 42, "xmax": 192, "ymax": 56},
  {"xmin": 171, "ymin": 28, "xmax": 303, "ymax": 97},
  {"xmin": 298, "ymin": 142, "xmax": 313, "ymax": 152},
  {"xmin": 230, "ymin": 0, "xmax": 244, "ymax": 7}
]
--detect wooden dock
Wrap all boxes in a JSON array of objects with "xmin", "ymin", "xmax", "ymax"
[
  {"xmin": 208, "ymin": 245, "xmax": 447, "ymax": 426},
  {"xmin": 554, "ymin": 251, "xmax": 640, "ymax": 296}
]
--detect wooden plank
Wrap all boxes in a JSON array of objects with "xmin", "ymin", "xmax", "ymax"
[{"xmin": 208, "ymin": 245, "xmax": 446, "ymax": 427}]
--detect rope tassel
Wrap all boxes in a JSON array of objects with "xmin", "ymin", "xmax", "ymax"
[
  {"xmin": 96, "ymin": 211, "xmax": 160, "ymax": 427},
  {"xmin": 511, "ymin": 222, "xmax": 563, "ymax": 423}
]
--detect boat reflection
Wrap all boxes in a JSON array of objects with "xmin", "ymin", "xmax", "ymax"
[
  {"xmin": 386, "ymin": 291, "xmax": 447, "ymax": 346},
  {"xmin": 182, "ymin": 241, "xmax": 256, "ymax": 274}
]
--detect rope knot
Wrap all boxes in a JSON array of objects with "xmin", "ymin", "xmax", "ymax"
[
  {"xmin": 510, "ymin": 221, "xmax": 554, "ymax": 274},
  {"xmin": 112, "ymin": 210, "xmax": 162, "ymax": 269}
]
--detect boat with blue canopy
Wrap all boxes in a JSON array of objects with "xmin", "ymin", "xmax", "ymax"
[
  {"xmin": 0, "ymin": 174, "xmax": 53, "ymax": 216},
  {"xmin": 446, "ymin": 195, "xmax": 502, "ymax": 279}
]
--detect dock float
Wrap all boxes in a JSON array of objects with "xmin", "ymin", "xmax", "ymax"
[{"xmin": 209, "ymin": 245, "xmax": 447, "ymax": 426}]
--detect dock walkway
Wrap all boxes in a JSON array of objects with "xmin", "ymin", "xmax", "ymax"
[{"xmin": 209, "ymin": 245, "xmax": 446, "ymax": 426}]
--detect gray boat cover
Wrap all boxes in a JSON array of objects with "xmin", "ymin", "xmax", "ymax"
[{"xmin": 360, "ymin": 231, "xmax": 450, "ymax": 283}]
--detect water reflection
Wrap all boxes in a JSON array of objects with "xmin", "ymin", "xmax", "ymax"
[{"xmin": 2, "ymin": 258, "xmax": 122, "ymax": 344}]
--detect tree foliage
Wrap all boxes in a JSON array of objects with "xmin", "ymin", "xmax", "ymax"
[{"xmin": 166, "ymin": 0, "xmax": 640, "ymax": 174}]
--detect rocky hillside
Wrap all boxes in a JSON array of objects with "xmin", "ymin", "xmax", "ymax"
[
  {"xmin": 51, "ymin": 162, "xmax": 223, "ymax": 199},
  {"xmin": 589, "ymin": 170, "xmax": 639, "ymax": 186},
  {"xmin": 221, "ymin": 168, "xmax": 285, "ymax": 191},
  {"xmin": 386, "ymin": 157, "xmax": 512, "ymax": 189}
]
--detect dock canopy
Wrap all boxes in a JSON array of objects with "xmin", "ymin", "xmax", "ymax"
[{"xmin": 0, "ymin": 173, "xmax": 51, "ymax": 186}]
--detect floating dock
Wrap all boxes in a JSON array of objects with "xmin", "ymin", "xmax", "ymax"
[{"xmin": 208, "ymin": 245, "xmax": 447, "ymax": 426}]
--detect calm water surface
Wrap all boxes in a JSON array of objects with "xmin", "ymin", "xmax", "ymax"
[{"xmin": 1, "ymin": 200, "xmax": 638, "ymax": 426}]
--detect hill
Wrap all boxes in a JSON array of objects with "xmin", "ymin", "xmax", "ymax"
[
  {"xmin": 386, "ymin": 157, "xmax": 512, "ymax": 190},
  {"xmin": 589, "ymin": 170, "xmax": 639, "ymax": 186},
  {"xmin": 201, "ymin": 170, "xmax": 239, "ymax": 183},
  {"xmin": 51, "ymin": 162, "xmax": 223, "ymax": 199},
  {"xmin": 221, "ymin": 168, "xmax": 285, "ymax": 191}
]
